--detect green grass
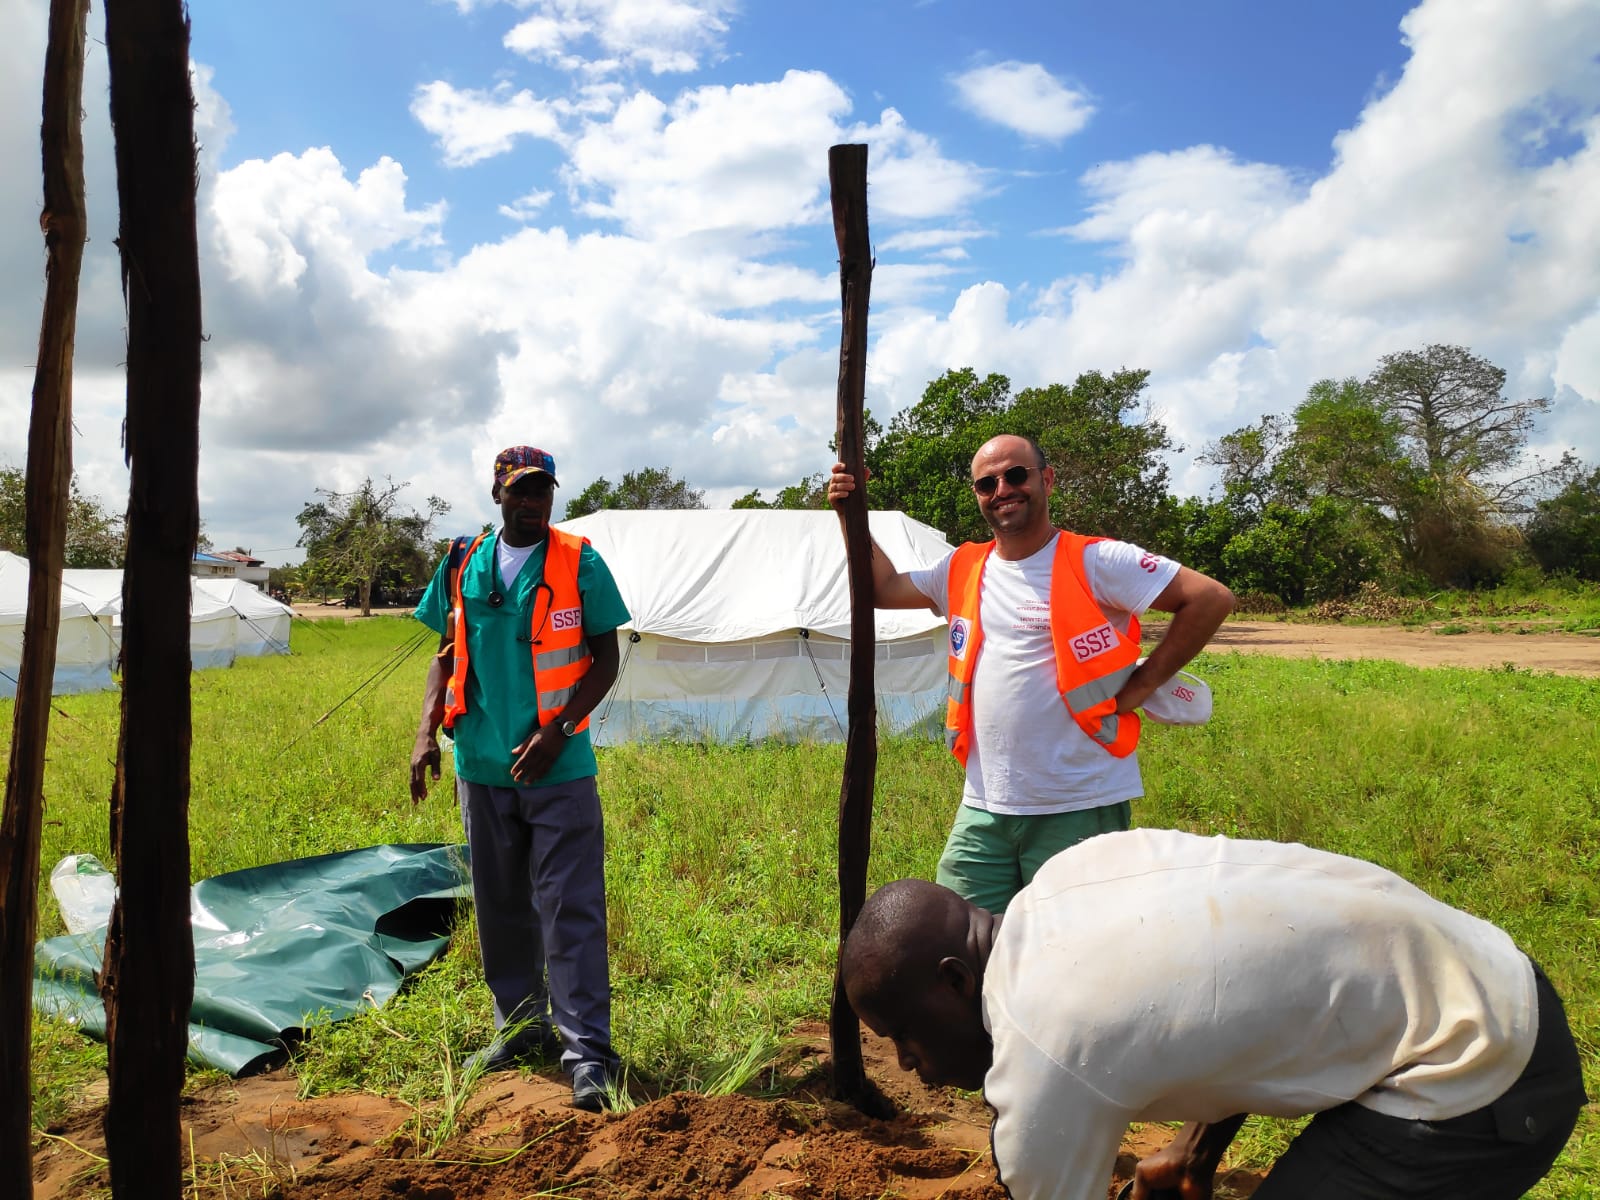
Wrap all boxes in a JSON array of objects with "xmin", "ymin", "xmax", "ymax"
[{"xmin": 7, "ymin": 617, "xmax": 1598, "ymax": 1196}]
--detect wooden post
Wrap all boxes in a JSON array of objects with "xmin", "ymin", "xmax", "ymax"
[
  {"xmin": 101, "ymin": 0, "xmax": 202, "ymax": 1192},
  {"xmin": 826, "ymin": 143, "xmax": 889, "ymax": 1115},
  {"xmin": 0, "ymin": 0, "xmax": 90, "ymax": 1190}
]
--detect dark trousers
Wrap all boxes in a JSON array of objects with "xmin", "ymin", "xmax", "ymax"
[
  {"xmin": 459, "ymin": 776, "xmax": 617, "ymax": 1074},
  {"xmin": 1255, "ymin": 962, "xmax": 1587, "ymax": 1199}
]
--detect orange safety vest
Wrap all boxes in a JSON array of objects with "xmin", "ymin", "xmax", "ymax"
[
  {"xmin": 944, "ymin": 532, "xmax": 1142, "ymax": 763},
  {"xmin": 441, "ymin": 527, "xmax": 593, "ymax": 734}
]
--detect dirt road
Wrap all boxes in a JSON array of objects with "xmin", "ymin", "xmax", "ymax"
[{"xmin": 1201, "ymin": 620, "xmax": 1600, "ymax": 677}]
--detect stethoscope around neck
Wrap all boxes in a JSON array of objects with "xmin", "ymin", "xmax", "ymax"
[{"xmin": 490, "ymin": 575, "xmax": 556, "ymax": 645}]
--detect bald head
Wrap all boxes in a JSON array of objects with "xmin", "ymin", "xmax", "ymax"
[
  {"xmin": 841, "ymin": 879, "xmax": 997, "ymax": 1090},
  {"xmin": 971, "ymin": 434, "xmax": 1047, "ymax": 476},
  {"xmin": 843, "ymin": 878, "xmax": 973, "ymax": 1001}
]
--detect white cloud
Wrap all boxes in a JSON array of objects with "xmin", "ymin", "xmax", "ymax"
[
  {"xmin": 208, "ymin": 150, "xmax": 446, "ymax": 294},
  {"xmin": 951, "ymin": 61, "xmax": 1094, "ymax": 142},
  {"xmin": 411, "ymin": 80, "xmax": 565, "ymax": 166},
  {"xmin": 563, "ymin": 74, "xmax": 986, "ymax": 242},
  {"xmin": 850, "ymin": 108, "xmax": 988, "ymax": 220},
  {"xmin": 878, "ymin": 227, "xmax": 992, "ymax": 253},
  {"xmin": 1553, "ymin": 306, "xmax": 1600, "ymax": 400},
  {"xmin": 499, "ymin": 188, "xmax": 556, "ymax": 221},
  {"xmin": 502, "ymin": 0, "xmax": 736, "ymax": 76},
  {"xmin": 564, "ymin": 72, "xmax": 848, "ymax": 239}
]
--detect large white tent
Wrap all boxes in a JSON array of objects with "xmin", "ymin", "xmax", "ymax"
[
  {"xmin": 0, "ymin": 552, "xmax": 294, "ymax": 697},
  {"xmin": 559, "ymin": 510, "xmax": 954, "ymax": 745}
]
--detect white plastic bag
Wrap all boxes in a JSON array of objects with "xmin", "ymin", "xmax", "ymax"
[{"xmin": 50, "ymin": 853, "xmax": 117, "ymax": 934}]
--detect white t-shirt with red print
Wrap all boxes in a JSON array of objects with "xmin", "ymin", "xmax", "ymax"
[{"xmin": 908, "ymin": 532, "xmax": 1178, "ymax": 815}]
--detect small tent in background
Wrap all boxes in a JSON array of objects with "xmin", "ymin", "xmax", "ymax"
[
  {"xmin": 559, "ymin": 509, "xmax": 953, "ymax": 745},
  {"xmin": 0, "ymin": 551, "xmax": 114, "ymax": 697},
  {"xmin": 193, "ymin": 578, "xmax": 292, "ymax": 657},
  {"xmin": 0, "ymin": 553, "xmax": 295, "ymax": 697}
]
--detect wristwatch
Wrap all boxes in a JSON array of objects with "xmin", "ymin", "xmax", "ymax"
[{"xmin": 559, "ymin": 718, "xmax": 578, "ymax": 737}]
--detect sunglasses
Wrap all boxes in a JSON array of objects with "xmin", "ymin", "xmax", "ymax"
[{"xmin": 971, "ymin": 465, "xmax": 1039, "ymax": 496}]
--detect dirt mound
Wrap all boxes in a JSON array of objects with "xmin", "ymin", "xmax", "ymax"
[
  {"xmin": 33, "ymin": 1028, "xmax": 1263, "ymax": 1200},
  {"xmin": 273, "ymin": 1091, "xmax": 1006, "ymax": 1200}
]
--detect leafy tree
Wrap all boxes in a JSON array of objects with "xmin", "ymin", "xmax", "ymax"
[
  {"xmin": 1367, "ymin": 344, "xmax": 1573, "ymax": 514},
  {"xmin": 1403, "ymin": 473, "xmax": 1523, "ymax": 589},
  {"xmin": 1204, "ymin": 354, "xmax": 1558, "ymax": 591},
  {"xmin": 868, "ymin": 369, "xmax": 1012, "ymax": 543},
  {"xmin": 0, "ymin": 465, "xmax": 125, "ymax": 567},
  {"xmin": 1012, "ymin": 368, "xmax": 1178, "ymax": 547},
  {"xmin": 866, "ymin": 367, "xmax": 1181, "ymax": 548},
  {"xmin": 1219, "ymin": 497, "xmax": 1395, "ymax": 605},
  {"xmin": 1523, "ymin": 466, "xmax": 1600, "ymax": 582},
  {"xmin": 732, "ymin": 472, "xmax": 830, "ymax": 510},
  {"xmin": 295, "ymin": 477, "xmax": 447, "ymax": 616},
  {"xmin": 564, "ymin": 466, "xmax": 705, "ymax": 519},
  {"xmin": 1198, "ymin": 414, "xmax": 1297, "ymax": 514},
  {"xmin": 1285, "ymin": 377, "xmax": 1416, "ymax": 527}
]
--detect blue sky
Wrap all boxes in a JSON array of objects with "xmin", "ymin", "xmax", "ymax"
[{"xmin": 1, "ymin": 0, "xmax": 1596, "ymax": 562}]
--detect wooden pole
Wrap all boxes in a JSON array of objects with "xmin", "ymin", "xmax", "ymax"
[
  {"xmin": 826, "ymin": 143, "xmax": 889, "ymax": 1115},
  {"xmin": 101, "ymin": 0, "xmax": 202, "ymax": 1192},
  {"xmin": 0, "ymin": 0, "xmax": 90, "ymax": 1190}
]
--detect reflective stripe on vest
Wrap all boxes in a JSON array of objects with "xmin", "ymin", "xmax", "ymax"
[
  {"xmin": 441, "ymin": 527, "xmax": 593, "ymax": 734},
  {"xmin": 942, "ymin": 532, "xmax": 1143, "ymax": 762}
]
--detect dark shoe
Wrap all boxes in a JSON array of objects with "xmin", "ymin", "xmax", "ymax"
[
  {"xmin": 570, "ymin": 1061, "xmax": 613, "ymax": 1112},
  {"xmin": 465, "ymin": 1024, "xmax": 563, "ymax": 1075}
]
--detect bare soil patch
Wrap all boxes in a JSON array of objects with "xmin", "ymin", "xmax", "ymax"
[
  {"xmin": 33, "ymin": 1026, "xmax": 1262, "ymax": 1199},
  {"xmin": 1201, "ymin": 620, "xmax": 1600, "ymax": 677}
]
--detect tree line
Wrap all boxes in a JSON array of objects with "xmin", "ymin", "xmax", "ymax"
[
  {"xmin": 731, "ymin": 343, "xmax": 1596, "ymax": 602},
  {"xmin": 21, "ymin": 343, "xmax": 1585, "ymax": 608}
]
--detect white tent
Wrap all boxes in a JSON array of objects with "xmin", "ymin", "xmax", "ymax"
[
  {"xmin": 56, "ymin": 568, "xmax": 276, "ymax": 670},
  {"xmin": 0, "ymin": 552, "xmax": 114, "ymax": 697},
  {"xmin": 193, "ymin": 578, "xmax": 293, "ymax": 658},
  {"xmin": 559, "ymin": 510, "xmax": 953, "ymax": 744},
  {"xmin": 0, "ymin": 554, "xmax": 295, "ymax": 698}
]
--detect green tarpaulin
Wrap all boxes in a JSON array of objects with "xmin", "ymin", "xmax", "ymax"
[{"xmin": 34, "ymin": 843, "xmax": 470, "ymax": 1075}]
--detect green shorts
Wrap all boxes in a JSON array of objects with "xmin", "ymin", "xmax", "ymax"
[{"xmin": 935, "ymin": 800, "xmax": 1133, "ymax": 914}]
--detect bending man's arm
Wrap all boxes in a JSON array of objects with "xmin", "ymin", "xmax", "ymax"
[
  {"xmin": 825, "ymin": 462, "xmax": 939, "ymax": 612},
  {"xmin": 1131, "ymin": 1116, "xmax": 1248, "ymax": 1200},
  {"xmin": 989, "ymin": 1063, "xmax": 1132, "ymax": 1200},
  {"xmin": 1115, "ymin": 566, "xmax": 1234, "ymax": 715}
]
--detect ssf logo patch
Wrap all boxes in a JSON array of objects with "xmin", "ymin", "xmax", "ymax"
[
  {"xmin": 550, "ymin": 606, "xmax": 583, "ymax": 631},
  {"xmin": 1069, "ymin": 622, "xmax": 1118, "ymax": 663},
  {"xmin": 949, "ymin": 617, "xmax": 971, "ymax": 660}
]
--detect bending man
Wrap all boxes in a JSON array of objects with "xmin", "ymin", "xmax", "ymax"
[{"xmin": 842, "ymin": 829, "xmax": 1586, "ymax": 1199}]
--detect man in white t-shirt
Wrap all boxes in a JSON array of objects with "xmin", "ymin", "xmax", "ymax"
[
  {"xmin": 827, "ymin": 435, "xmax": 1233, "ymax": 912},
  {"xmin": 841, "ymin": 830, "xmax": 1587, "ymax": 1200}
]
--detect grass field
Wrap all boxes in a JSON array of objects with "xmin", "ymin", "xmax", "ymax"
[{"xmin": 10, "ymin": 616, "xmax": 1598, "ymax": 1195}]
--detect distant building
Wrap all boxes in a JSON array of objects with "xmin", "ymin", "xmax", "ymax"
[{"xmin": 192, "ymin": 549, "xmax": 270, "ymax": 588}]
